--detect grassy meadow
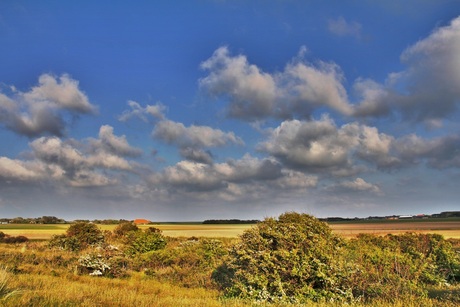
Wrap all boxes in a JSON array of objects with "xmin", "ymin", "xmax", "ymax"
[{"xmin": 0, "ymin": 218, "xmax": 459, "ymax": 306}]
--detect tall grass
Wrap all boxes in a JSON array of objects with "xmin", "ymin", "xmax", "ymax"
[
  {"xmin": 0, "ymin": 267, "xmax": 21, "ymax": 302},
  {"xmin": 5, "ymin": 272, "xmax": 248, "ymax": 306}
]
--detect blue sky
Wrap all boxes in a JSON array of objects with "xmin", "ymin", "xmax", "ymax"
[{"xmin": 1, "ymin": 1, "xmax": 460, "ymax": 221}]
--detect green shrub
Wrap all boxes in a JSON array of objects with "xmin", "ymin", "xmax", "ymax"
[
  {"xmin": 49, "ymin": 222, "xmax": 104, "ymax": 251},
  {"xmin": 387, "ymin": 233, "xmax": 460, "ymax": 284},
  {"xmin": 113, "ymin": 222, "xmax": 139, "ymax": 238},
  {"xmin": 124, "ymin": 229, "xmax": 166, "ymax": 256},
  {"xmin": 345, "ymin": 233, "xmax": 460, "ymax": 302},
  {"xmin": 143, "ymin": 238, "xmax": 228, "ymax": 288},
  {"xmin": 215, "ymin": 212, "xmax": 353, "ymax": 303},
  {"xmin": 345, "ymin": 235, "xmax": 426, "ymax": 301}
]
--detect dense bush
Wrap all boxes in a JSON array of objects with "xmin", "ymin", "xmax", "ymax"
[
  {"xmin": 215, "ymin": 212, "xmax": 353, "ymax": 303},
  {"xmin": 113, "ymin": 222, "xmax": 139, "ymax": 238},
  {"xmin": 123, "ymin": 228, "xmax": 166, "ymax": 256},
  {"xmin": 345, "ymin": 233, "xmax": 460, "ymax": 302},
  {"xmin": 49, "ymin": 222, "xmax": 104, "ymax": 251},
  {"xmin": 143, "ymin": 238, "xmax": 228, "ymax": 288}
]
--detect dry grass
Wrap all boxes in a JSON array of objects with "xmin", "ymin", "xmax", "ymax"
[
  {"xmin": 5, "ymin": 272, "xmax": 244, "ymax": 307},
  {"xmin": 5, "ymin": 272, "xmax": 457, "ymax": 306}
]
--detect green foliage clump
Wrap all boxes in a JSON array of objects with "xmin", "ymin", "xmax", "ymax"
[
  {"xmin": 215, "ymin": 212, "xmax": 353, "ymax": 304},
  {"xmin": 49, "ymin": 222, "xmax": 104, "ymax": 251},
  {"xmin": 123, "ymin": 228, "xmax": 166, "ymax": 256},
  {"xmin": 113, "ymin": 222, "xmax": 139, "ymax": 238},
  {"xmin": 143, "ymin": 238, "xmax": 228, "ymax": 288},
  {"xmin": 345, "ymin": 233, "xmax": 460, "ymax": 302}
]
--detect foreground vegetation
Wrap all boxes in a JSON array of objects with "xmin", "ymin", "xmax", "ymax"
[{"xmin": 0, "ymin": 213, "xmax": 459, "ymax": 306}]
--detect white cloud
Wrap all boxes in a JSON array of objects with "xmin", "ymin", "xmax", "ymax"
[
  {"xmin": 200, "ymin": 46, "xmax": 277, "ymax": 119},
  {"xmin": 200, "ymin": 46, "xmax": 353, "ymax": 120},
  {"xmin": 153, "ymin": 119, "xmax": 244, "ymax": 148},
  {"xmin": 354, "ymin": 16, "xmax": 460, "ymax": 124},
  {"xmin": 328, "ymin": 16, "xmax": 363, "ymax": 39},
  {"xmin": 258, "ymin": 116, "xmax": 355, "ymax": 171},
  {"xmin": 352, "ymin": 78, "xmax": 390, "ymax": 117},
  {"xmin": 0, "ymin": 157, "xmax": 41, "ymax": 181},
  {"xmin": 0, "ymin": 74, "xmax": 97, "ymax": 137},
  {"xmin": 258, "ymin": 116, "xmax": 402, "ymax": 174},
  {"xmin": 23, "ymin": 74, "xmax": 96, "ymax": 113},
  {"xmin": 394, "ymin": 134, "xmax": 460, "ymax": 169},
  {"xmin": 149, "ymin": 154, "xmax": 316, "ymax": 198},
  {"xmin": 95, "ymin": 125, "xmax": 142, "ymax": 157},
  {"xmin": 337, "ymin": 177, "xmax": 382, "ymax": 195},
  {"xmin": 23, "ymin": 126, "xmax": 142, "ymax": 187},
  {"xmin": 281, "ymin": 61, "xmax": 352, "ymax": 116},
  {"xmin": 179, "ymin": 147, "xmax": 214, "ymax": 164},
  {"xmin": 118, "ymin": 100, "xmax": 166, "ymax": 122}
]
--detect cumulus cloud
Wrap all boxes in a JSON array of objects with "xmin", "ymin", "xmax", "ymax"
[
  {"xmin": 0, "ymin": 124, "xmax": 144, "ymax": 187},
  {"xmin": 199, "ymin": 46, "xmax": 353, "ymax": 120},
  {"xmin": 258, "ymin": 116, "xmax": 355, "ymax": 171},
  {"xmin": 328, "ymin": 16, "xmax": 363, "ymax": 39},
  {"xmin": 394, "ymin": 134, "xmax": 460, "ymax": 169},
  {"xmin": 119, "ymin": 101, "xmax": 243, "ymax": 159},
  {"xmin": 354, "ymin": 16, "xmax": 460, "ymax": 124},
  {"xmin": 280, "ymin": 61, "xmax": 352, "ymax": 117},
  {"xmin": 0, "ymin": 74, "xmax": 97, "ymax": 137},
  {"xmin": 180, "ymin": 147, "xmax": 214, "ymax": 164},
  {"xmin": 202, "ymin": 16, "xmax": 460, "ymax": 125},
  {"xmin": 0, "ymin": 157, "xmax": 43, "ymax": 182},
  {"xmin": 118, "ymin": 100, "xmax": 166, "ymax": 122},
  {"xmin": 94, "ymin": 125, "xmax": 143, "ymax": 157},
  {"xmin": 352, "ymin": 78, "xmax": 391, "ymax": 117},
  {"xmin": 258, "ymin": 114, "xmax": 460, "ymax": 174},
  {"xmin": 23, "ymin": 74, "xmax": 95, "ymax": 113},
  {"xmin": 149, "ymin": 154, "xmax": 316, "ymax": 197},
  {"xmin": 258, "ymin": 116, "xmax": 402, "ymax": 174},
  {"xmin": 199, "ymin": 46, "xmax": 277, "ymax": 119},
  {"xmin": 334, "ymin": 177, "xmax": 382, "ymax": 195},
  {"xmin": 153, "ymin": 119, "xmax": 244, "ymax": 148}
]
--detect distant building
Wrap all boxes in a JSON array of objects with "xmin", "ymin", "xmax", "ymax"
[{"xmin": 133, "ymin": 219, "xmax": 151, "ymax": 225}]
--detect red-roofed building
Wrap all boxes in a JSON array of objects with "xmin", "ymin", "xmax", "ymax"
[{"xmin": 133, "ymin": 219, "xmax": 151, "ymax": 225}]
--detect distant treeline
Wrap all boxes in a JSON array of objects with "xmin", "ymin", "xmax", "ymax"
[
  {"xmin": 0, "ymin": 216, "xmax": 132, "ymax": 225},
  {"xmin": 202, "ymin": 219, "xmax": 259, "ymax": 224},
  {"xmin": 432, "ymin": 211, "xmax": 460, "ymax": 218},
  {"xmin": 1, "ymin": 211, "xmax": 459, "ymax": 224}
]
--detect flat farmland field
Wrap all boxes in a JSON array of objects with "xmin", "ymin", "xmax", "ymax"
[
  {"xmin": 1, "ymin": 218, "xmax": 460, "ymax": 240},
  {"xmin": 328, "ymin": 218, "xmax": 460, "ymax": 239},
  {"xmin": 139, "ymin": 224, "xmax": 253, "ymax": 238}
]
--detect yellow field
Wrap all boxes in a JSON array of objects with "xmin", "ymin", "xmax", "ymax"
[
  {"xmin": 329, "ymin": 219, "xmax": 460, "ymax": 239},
  {"xmin": 139, "ymin": 224, "xmax": 253, "ymax": 238},
  {"xmin": 1, "ymin": 219, "xmax": 460, "ymax": 240}
]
